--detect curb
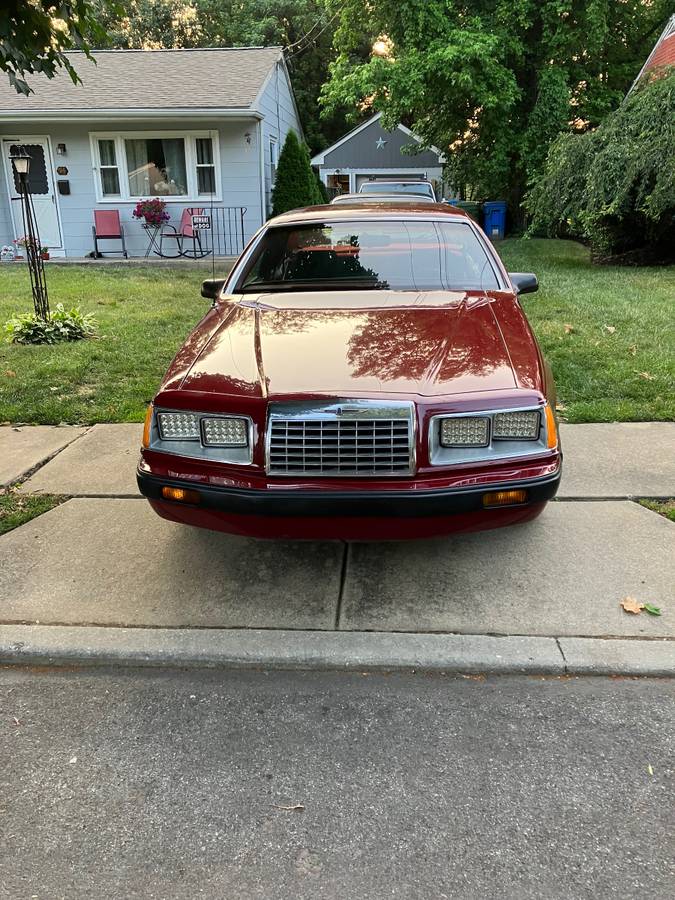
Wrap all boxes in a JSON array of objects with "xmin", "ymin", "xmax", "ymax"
[{"xmin": 0, "ymin": 625, "xmax": 673, "ymax": 676}]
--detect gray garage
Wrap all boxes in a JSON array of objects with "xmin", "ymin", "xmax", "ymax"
[{"xmin": 311, "ymin": 112, "xmax": 445, "ymax": 197}]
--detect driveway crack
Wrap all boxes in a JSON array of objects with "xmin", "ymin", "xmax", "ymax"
[{"xmin": 555, "ymin": 637, "xmax": 569, "ymax": 674}]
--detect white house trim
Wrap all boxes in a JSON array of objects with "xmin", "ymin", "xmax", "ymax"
[
  {"xmin": 252, "ymin": 54, "xmax": 305, "ymax": 143},
  {"xmin": 89, "ymin": 129, "xmax": 223, "ymax": 204},
  {"xmin": 0, "ymin": 109, "xmax": 263, "ymax": 123},
  {"xmin": 317, "ymin": 166, "xmax": 441, "ymax": 194},
  {"xmin": 311, "ymin": 113, "xmax": 384, "ymax": 165},
  {"xmin": 311, "ymin": 112, "xmax": 446, "ymax": 165}
]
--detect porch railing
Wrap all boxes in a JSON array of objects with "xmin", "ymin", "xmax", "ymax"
[{"xmin": 198, "ymin": 206, "xmax": 247, "ymax": 256}]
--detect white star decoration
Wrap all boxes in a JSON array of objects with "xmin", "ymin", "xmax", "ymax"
[{"xmin": 375, "ymin": 137, "xmax": 387, "ymax": 149}]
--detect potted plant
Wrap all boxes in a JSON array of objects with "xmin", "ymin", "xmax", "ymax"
[
  {"xmin": 40, "ymin": 246, "xmax": 50, "ymax": 260},
  {"xmin": 132, "ymin": 198, "xmax": 170, "ymax": 228}
]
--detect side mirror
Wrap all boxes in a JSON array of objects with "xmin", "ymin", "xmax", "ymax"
[
  {"xmin": 509, "ymin": 272, "xmax": 538, "ymax": 295},
  {"xmin": 201, "ymin": 278, "xmax": 226, "ymax": 300}
]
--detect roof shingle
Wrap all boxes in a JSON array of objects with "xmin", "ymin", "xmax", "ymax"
[{"xmin": 0, "ymin": 47, "xmax": 282, "ymax": 112}]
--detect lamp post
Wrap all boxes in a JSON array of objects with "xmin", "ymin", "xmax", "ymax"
[{"xmin": 10, "ymin": 146, "xmax": 49, "ymax": 320}]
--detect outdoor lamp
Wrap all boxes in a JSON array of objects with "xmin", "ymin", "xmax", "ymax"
[{"xmin": 10, "ymin": 148, "xmax": 30, "ymax": 176}]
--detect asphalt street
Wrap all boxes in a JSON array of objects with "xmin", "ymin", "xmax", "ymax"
[{"xmin": 1, "ymin": 667, "xmax": 673, "ymax": 900}]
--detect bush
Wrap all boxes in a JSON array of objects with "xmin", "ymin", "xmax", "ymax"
[
  {"xmin": 4, "ymin": 303, "xmax": 97, "ymax": 344},
  {"xmin": 271, "ymin": 130, "xmax": 323, "ymax": 216},
  {"xmin": 526, "ymin": 69, "xmax": 675, "ymax": 263}
]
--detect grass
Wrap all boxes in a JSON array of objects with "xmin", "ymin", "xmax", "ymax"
[
  {"xmin": 0, "ymin": 239, "xmax": 673, "ymax": 425},
  {"xmin": 499, "ymin": 239, "xmax": 675, "ymax": 422},
  {"xmin": 0, "ymin": 492, "xmax": 64, "ymax": 536},
  {"xmin": 639, "ymin": 499, "xmax": 675, "ymax": 523}
]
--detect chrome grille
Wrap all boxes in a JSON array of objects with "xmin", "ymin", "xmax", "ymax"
[{"xmin": 266, "ymin": 401, "xmax": 415, "ymax": 477}]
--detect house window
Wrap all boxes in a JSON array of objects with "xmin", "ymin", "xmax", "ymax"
[
  {"xmin": 270, "ymin": 138, "xmax": 278, "ymax": 182},
  {"xmin": 125, "ymin": 137, "xmax": 187, "ymax": 196},
  {"xmin": 97, "ymin": 139, "xmax": 120, "ymax": 196},
  {"xmin": 91, "ymin": 132, "xmax": 220, "ymax": 201},
  {"xmin": 195, "ymin": 137, "xmax": 216, "ymax": 195}
]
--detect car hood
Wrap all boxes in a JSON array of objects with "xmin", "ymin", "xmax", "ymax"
[{"xmin": 175, "ymin": 291, "xmax": 521, "ymax": 399}]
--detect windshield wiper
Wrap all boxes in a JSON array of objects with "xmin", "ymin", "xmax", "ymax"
[{"xmin": 240, "ymin": 279, "xmax": 389, "ymax": 293}]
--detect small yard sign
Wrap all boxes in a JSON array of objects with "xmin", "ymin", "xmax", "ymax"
[{"xmin": 191, "ymin": 215, "xmax": 211, "ymax": 230}]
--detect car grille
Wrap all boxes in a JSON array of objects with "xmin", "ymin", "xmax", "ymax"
[{"xmin": 266, "ymin": 402, "xmax": 415, "ymax": 477}]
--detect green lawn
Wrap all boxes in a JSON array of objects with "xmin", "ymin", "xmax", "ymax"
[
  {"xmin": 0, "ymin": 492, "xmax": 64, "ymax": 536},
  {"xmin": 500, "ymin": 239, "xmax": 674, "ymax": 422},
  {"xmin": 0, "ymin": 239, "xmax": 673, "ymax": 424}
]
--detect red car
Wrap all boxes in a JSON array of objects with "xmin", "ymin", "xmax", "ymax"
[{"xmin": 137, "ymin": 202, "xmax": 561, "ymax": 540}]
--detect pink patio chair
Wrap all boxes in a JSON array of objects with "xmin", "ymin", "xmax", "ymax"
[
  {"xmin": 159, "ymin": 207, "xmax": 210, "ymax": 258},
  {"xmin": 92, "ymin": 209, "xmax": 128, "ymax": 258}
]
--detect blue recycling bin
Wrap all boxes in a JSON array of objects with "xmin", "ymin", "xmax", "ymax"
[{"xmin": 482, "ymin": 201, "xmax": 507, "ymax": 240}]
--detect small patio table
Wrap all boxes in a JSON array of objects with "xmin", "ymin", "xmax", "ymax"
[{"xmin": 142, "ymin": 223, "xmax": 162, "ymax": 258}]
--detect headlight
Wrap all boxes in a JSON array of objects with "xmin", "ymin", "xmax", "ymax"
[
  {"xmin": 201, "ymin": 416, "xmax": 249, "ymax": 446},
  {"xmin": 157, "ymin": 411, "xmax": 200, "ymax": 441},
  {"xmin": 493, "ymin": 410, "xmax": 540, "ymax": 440},
  {"xmin": 440, "ymin": 416, "xmax": 490, "ymax": 447}
]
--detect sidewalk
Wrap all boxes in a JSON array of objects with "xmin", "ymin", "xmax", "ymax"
[{"xmin": 1, "ymin": 422, "xmax": 673, "ymax": 676}]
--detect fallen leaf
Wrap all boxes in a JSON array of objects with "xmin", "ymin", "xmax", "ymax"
[
  {"xmin": 637, "ymin": 371, "xmax": 655, "ymax": 381},
  {"xmin": 620, "ymin": 597, "xmax": 643, "ymax": 615},
  {"xmin": 647, "ymin": 764, "xmax": 654, "ymax": 776},
  {"xmin": 603, "ymin": 324, "xmax": 616, "ymax": 334},
  {"xmin": 274, "ymin": 803, "xmax": 305, "ymax": 811},
  {"xmin": 68, "ymin": 756, "xmax": 78, "ymax": 765},
  {"xmin": 628, "ymin": 345, "xmax": 638, "ymax": 356},
  {"xmin": 643, "ymin": 603, "xmax": 662, "ymax": 616},
  {"xmin": 564, "ymin": 324, "xmax": 575, "ymax": 334},
  {"xmin": 3, "ymin": 370, "xmax": 16, "ymax": 378}
]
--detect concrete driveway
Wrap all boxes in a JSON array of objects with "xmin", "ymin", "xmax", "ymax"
[{"xmin": 1, "ymin": 422, "xmax": 673, "ymax": 674}]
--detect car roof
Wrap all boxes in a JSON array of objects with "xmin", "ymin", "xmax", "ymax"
[
  {"xmin": 330, "ymin": 193, "xmax": 436, "ymax": 205},
  {"xmin": 360, "ymin": 179, "xmax": 433, "ymax": 185},
  {"xmin": 269, "ymin": 202, "xmax": 470, "ymax": 226}
]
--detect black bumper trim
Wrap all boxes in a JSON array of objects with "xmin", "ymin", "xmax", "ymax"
[{"xmin": 137, "ymin": 468, "xmax": 561, "ymax": 519}]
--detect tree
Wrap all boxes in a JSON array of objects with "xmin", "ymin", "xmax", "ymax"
[
  {"xmin": 526, "ymin": 69, "xmax": 675, "ymax": 263},
  {"xmin": 320, "ymin": 0, "xmax": 673, "ymax": 221},
  {"xmin": 1, "ymin": 0, "xmax": 114, "ymax": 95},
  {"xmin": 271, "ymin": 130, "xmax": 322, "ymax": 216},
  {"xmin": 90, "ymin": 0, "xmax": 365, "ymax": 153}
]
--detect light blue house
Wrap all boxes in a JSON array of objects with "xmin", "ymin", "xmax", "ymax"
[{"xmin": 0, "ymin": 48, "xmax": 302, "ymax": 257}]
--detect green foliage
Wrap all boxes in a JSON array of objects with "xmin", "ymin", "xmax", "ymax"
[
  {"xmin": 527, "ymin": 70, "xmax": 675, "ymax": 262},
  {"xmin": 271, "ymin": 131, "xmax": 322, "ymax": 216},
  {"xmin": 0, "ymin": 0, "xmax": 117, "ymax": 95},
  {"xmin": 5, "ymin": 304, "xmax": 98, "ymax": 345},
  {"xmin": 321, "ymin": 0, "xmax": 673, "ymax": 216},
  {"xmin": 314, "ymin": 170, "xmax": 330, "ymax": 203},
  {"xmin": 0, "ymin": 492, "xmax": 64, "ymax": 536}
]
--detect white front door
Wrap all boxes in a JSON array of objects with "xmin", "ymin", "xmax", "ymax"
[{"xmin": 2, "ymin": 138, "xmax": 63, "ymax": 250}]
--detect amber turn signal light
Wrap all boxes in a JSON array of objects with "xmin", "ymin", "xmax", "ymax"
[
  {"xmin": 483, "ymin": 489, "xmax": 528, "ymax": 508},
  {"xmin": 545, "ymin": 404, "xmax": 558, "ymax": 449},
  {"xmin": 161, "ymin": 486, "xmax": 201, "ymax": 505},
  {"xmin": 142, "ymin": 404, "xmax": 153, "ymax": 448}
]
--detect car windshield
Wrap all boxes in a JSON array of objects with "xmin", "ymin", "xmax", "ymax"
[
  {"xmin": 238, "ymin": 220, "xmax": 500, "ymax": 292},
  {"xmin": 359, "ymin": 182, "xmax": 434, "ymax": 198}
]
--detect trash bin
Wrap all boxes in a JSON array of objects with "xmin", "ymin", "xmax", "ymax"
[
  {"xmin": 482, "ymin": 201, "xmax": 507, "ymax": 240},
  {"xmin": 451, "ymin": 200, "xmax": 482, "ymax": 222}
]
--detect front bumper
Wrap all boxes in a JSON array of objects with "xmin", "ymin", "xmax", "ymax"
[{"xmin": 137, "ymin": 465, "xmax": 561, "ymax": 539}]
